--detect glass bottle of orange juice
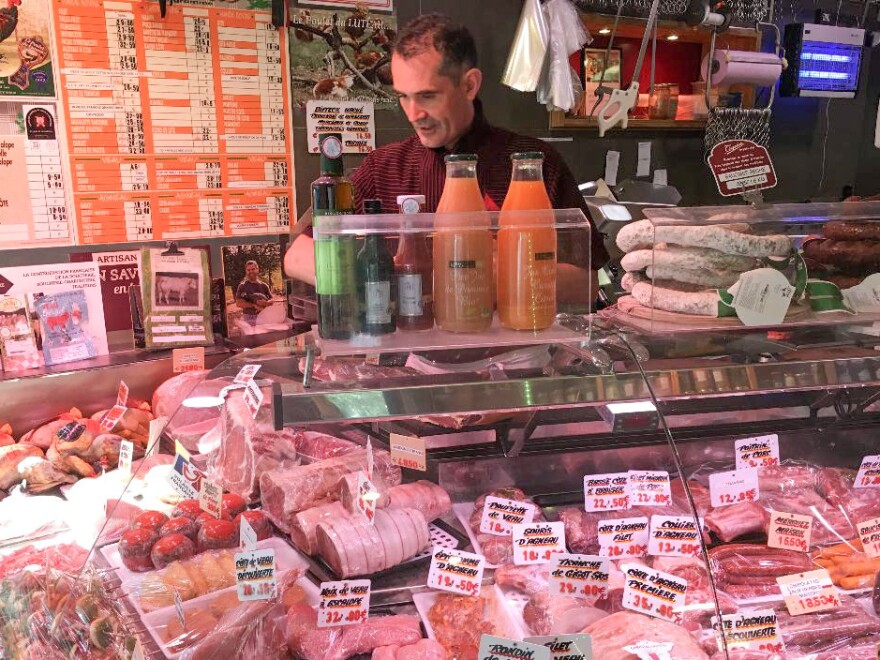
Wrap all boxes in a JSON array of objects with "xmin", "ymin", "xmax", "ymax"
[
  {"xmin": 433, "ymin": 154, "xmax": 494, "ymax": 333},
  {"xmin": 498, "ymin": 152, "xmax": 557, "ymax": 331}
]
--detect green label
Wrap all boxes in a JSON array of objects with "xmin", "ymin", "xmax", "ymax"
[
  {"xmin": 535, "ymin": 252, "xmax": 556, "ymax": 261},
  {"xmin": 315, "ymin": 236, "xmax": 357, "ymax": 295},
  {"xmin": 449, "ymin": 260, "xmax": 476, "ymax": 269}
]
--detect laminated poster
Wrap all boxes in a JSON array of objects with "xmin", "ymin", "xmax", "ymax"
[
  {"xmin": 0, "ymin": 0, "xmax": 55, "ymax": 97},
  {"xmin": 0, "ymin": 293, "xmax": 42, "ymax": 371},
  {"xmin": 141, "ymin": 247, "xmax": 212, "ymax": 349},
  {"xmin": 33, "ymin": 290, "xmax": 98, "ymax": 365}
]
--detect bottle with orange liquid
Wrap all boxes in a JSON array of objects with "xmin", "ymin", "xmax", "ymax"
[
  {"xmin": 497, "ymin": 152, "xmax": 557, "ymax": 331},
  {"xmin": 433, "ymin": 154, "xmax": 494, "ymax": 333}
]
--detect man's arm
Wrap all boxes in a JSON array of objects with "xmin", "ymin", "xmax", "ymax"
[{"xmin": 234, "ymin": 285, "xmax": 257, "ymax": 313}]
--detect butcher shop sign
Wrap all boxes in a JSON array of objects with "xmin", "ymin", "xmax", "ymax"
[{"xmin": 708, "ymin": 140, "xmax": 778, "ymax": 197}]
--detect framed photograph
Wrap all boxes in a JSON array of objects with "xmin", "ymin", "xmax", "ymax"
[
  {"xmin": 154, "ymin": 272, "xmax": 201, "ymax": 310},
  {"xmin": 578, "ymin": 47, "xmax": 622, "ymax": 117}
]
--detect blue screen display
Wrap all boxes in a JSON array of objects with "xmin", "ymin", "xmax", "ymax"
[{"xmin": 797, "ymin": 40, "xmax": 862, "ymax": 92}]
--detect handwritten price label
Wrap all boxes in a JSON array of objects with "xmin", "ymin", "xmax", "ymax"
[
  {"xmin": 389, "ymin": 433, "xmax": 427, "ymax": 472},
  {"xmin": 243, "ymin": 378, "xmax": 264, "ymax": 419},
  {"xmin": 621, "ymin": 563, "xmax": 687, "ymax": 623},
  {"xmin": 512, "ymin": 522, "xmax": 566, "ymax": 566},
  {"xmin": 647, "ymin": 515, "xmax": 702, "ymax": 558},
  {"xmin": 735, "ymin": 434, "xmax": 780, "ymax": 469},
  {"xmin": 235, "ymin": 548, "xmax": 277, "ymax": 602},
  {"xmin": 767, "ymin": 511, "xmax": 812, "ymax": 553},
  {"xmin": 584, "ymin": 472, "xmax": 629, "ymax": 512},
  {"xmin": 524, "ymin": 634, "xmax": 592, "ymax": 660},
  {"xmin": 777, "ymin": 569, "xmax": 840, "ymax": 616},
  {"xmin": 173, "ymin": 346, "xmax": 205, "ymax": 373},
  {"xmin": 477, "ymin": 635, "xmax": 550, "ymax": 660},
  {"xmin": 857, "ymin": 517, "xmax": 880, "ymax": 559},
  {"xmin": 627, "ymin": 470, "xmax": 672, "ymax": 507},
  {"xmin": 99, "ymin": 404, "xmax": 127, "ymax": 432},
  {"xmin": 713, "ymin": 610, "xmax": 785, "ymax": 653},
  {"xmin": 199, "ymin": 479, "xmax": 222, "ymax": 518},
  {"xmin": 117, "ymin": 439, "xmax": 134, "ymax": 476},
  {"xmin": 116, "ymin": 380, "xmax": 129, "ymax": 407},
  {"xmin": 709, "ymin": 468, "xmax": 760, "ymax": 508},
  {"xmin": 234, "ymin": 364, "xmax": 261, "ymax": 384},
  {"xmin": 549, "ymin": 553, "xmax": 609, "ymax": 601},
  {"xmin": 479, "ymin": 496, "xmax": 536, "ymax": 537},
  {"xmin": 355, "ymin": 472, "xmax": 378, "ymax": 525},
  {"xmin": 318, "ymin": 579, "xmax": 370, "ymax": 628},
  {"xmin": 598, "ymin": 516, "xmax": 649, "ymax": 559},
  {"xmin": 855, "ymin": 455, "xmax": 880, "ymax": 488},
  {"xmin": 428, "ymin": 548, "xmax": 484, "ymax": 597}
]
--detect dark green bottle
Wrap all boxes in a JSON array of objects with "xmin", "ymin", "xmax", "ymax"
[
  {"xmin": 313, "ymin": 133, "xmax": 359, "ymax": 340},
  {"xmin": 357, "ymin": 199, "xmax": 397, "ymax": 335}
]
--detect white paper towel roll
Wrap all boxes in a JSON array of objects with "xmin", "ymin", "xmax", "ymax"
[{"xmin": 701, "ymin": 50, "xmax": 783, "ymax": 86}]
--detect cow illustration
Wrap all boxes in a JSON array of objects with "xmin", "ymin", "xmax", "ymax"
[{"xmin": 156, "ymin": 275, "xmax": 198, "ymax": 306}]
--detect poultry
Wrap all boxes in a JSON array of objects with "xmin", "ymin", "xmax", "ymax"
[
  {"xmin": 90, "ymin": 402, "xmax": 153, "ymax": 447},
  {"xmin": 19, "ymin": 456, "xmax": 78, "ymax": 494},
  {"xmin": 46, "ymin": 420, "xmax": 127, "ymax": 478},
  {"xmin": 0, "ymin": 443, "xmax": 43, "ymax": 490},
  {"xmin": 0, "ymin": 0, "xmax": 20, "ymax": 46},
  {"xmin": 19, "ymin": 408, "xmax": 84, "ymax": 450}
]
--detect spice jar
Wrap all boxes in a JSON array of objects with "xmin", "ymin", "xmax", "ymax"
[{"xmin": 648, "ymin": 83, "xmax": 680, "ymax": 120}]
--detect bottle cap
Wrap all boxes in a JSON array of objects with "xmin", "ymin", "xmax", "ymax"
[
  {"xmin": 364, "ymin": 199, "xmax": 382, "ymax": 214},
  {"xmin": 444, "ymin": 153, "xmax": 478, "ymax": 163},
  {"xmin": 396, "ymin": 195, "xmax": 425, "ymax": 215},
  {"xmin": 511, "ymin": 151, "xmax": 544, "ymax": 160}
]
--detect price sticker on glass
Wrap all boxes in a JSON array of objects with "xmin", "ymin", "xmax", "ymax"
[
  {"xmin": 512, "ymin": 522, "xmax": 566, "ymax": 565},
  {"xmin": 583, "ymin": 472, "xmax": 630, "ymax": 512},
  {"xmin": 598, "ymin": 517, "xmax": 649, "ymax": 559},
  {"xmin": 479, "ymin": 496, "xmax": 536, "ymax": 536},
  {"xmin": 647, "ymin": 515, "xmax": 702, "ymax": 558},
  {"xmin": 318, "ymin": 580, "xmax": 370, "ymax": 628},
  {"xmin": 621, "ymin": 563, "xmax": 687, "ymax": 623},
  {"xmin": 709, "ymin": 468, "xmax": 760, "ymax": 507},
  {"xmin": 428, "ymin": 548, "xmax": 484, "ymax": 597},
  {"xmin": 627, "ymin": 470, "xmax": 672, "ymax": 507},
  {"xmin": 734, "ymin": 434, "xmax": 780, "ymax": 469},
  {"xmin": 549, "ymin": 553, "xmax": 610, "ymax": 601},
  {"xmin": 767, "ymin": 511, "xmax": 812, "ymax": 553}
]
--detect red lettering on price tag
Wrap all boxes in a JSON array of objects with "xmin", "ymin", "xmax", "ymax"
[
  {"xmin": 428, "ymin": 548, "xmax": 484, "ymax": 597},
  {"xmin": 709, "ymin": 468, "xmax": 760, "ymax": 508},
  {"xmin": 549, "ymin": 554, "xmax": 609, "ymax": 601},
  {"xmin": 584, "ymin": 472, "xmax": 630, "ymax": 512},
  {"xmin": 735, "ymin": 434, "xmax": 780, "ymax": 469},
  {"xmin": 647, "ymin": 515, "xmax": 702, "ymax": 558},
  {"xmin": 857, "ymin": 517, "xmax": 880, "ymax": 558},
  {"xmin": 621, "ymin": 563, "xmax": 687, "ymax": 623},
  {"xmin": 173, "ymin": 346, "xmax": 205, "ymax": 373},
  {"xmin": 713, "ymin": 610, "xmax": 785, "ymax": 653},
  {"xmin": 599, "ymin": 517, "xmax": 649, "ymax": 559},
  {"xmin": 318, "ymin": 580, "xmax": 370, "ymax": 628},
  {"xmin": 777, "ymin": 570, "xmax": 840, "ymax": 616},
  {"xmin": 116, "ymin": 380, "xmax": 129, "ymax": 407},
  {"xmin": 100, "ymin": 404, "xmax": 127, "ymax": 433},
  {"xmin": 627, "ymin": 470, "xmax": 672, "ymax": 507},
  {"xmin": 512, "ymin": 522, "xmax": 567, "ymax": 565},
  {"xmin": 389, "ymin": 433, "xmax": 427, "ymax": 472},
  {"xmin": 479, "ymin": 496, "xmax": 536, "ymax": 536},
  {"xmin": 234, "ymin": 364, "xmax": 261, "ymax": 384},
  {"xmin": 767, "ymin": 511, "xmax": 812, "ymax": 553},
  {"xmin": 855, "ymin": 455, "xmax": 880, "ymax": 488}
]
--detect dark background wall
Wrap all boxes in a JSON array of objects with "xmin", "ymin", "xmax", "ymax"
[{"xmin": 291, "ymin": 0, "xmax": 880, "ymax": 215}]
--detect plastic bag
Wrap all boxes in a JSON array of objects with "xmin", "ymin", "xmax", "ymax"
[
  {"xmin": 501, "ymin": 0, "xmax": 549, "ymax": 92},
  {"xmin": 538, "ymin": 0, "xmax": 592, "ymax": 112}
]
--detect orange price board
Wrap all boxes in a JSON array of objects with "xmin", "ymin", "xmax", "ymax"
[{"xmin": 52, "ymin": 0, "xmax": 294, "ymax": 244}]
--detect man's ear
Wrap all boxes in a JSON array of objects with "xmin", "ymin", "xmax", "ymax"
[{"xmin": 463, "ymin": 67, "xmax": 482, "ymax": 101}]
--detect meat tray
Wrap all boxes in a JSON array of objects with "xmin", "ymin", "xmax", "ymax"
[
  {"xmin": 101, "ymin": 536, "xmax": 309, "ymax": 619},
  {"xmin": 141, "ymin": 570, "xmax": 320, "ymax": 658},
  {"xmin": 452, "ymin": 502, "xmax": 501, "ymax": 568},
  {"xmin": 411, "ymin": 585, "xmax": 523, "ymax": 641}
]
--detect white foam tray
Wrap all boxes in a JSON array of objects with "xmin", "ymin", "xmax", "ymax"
[{"xmin": 452, "ymin": 502, "xmax": 505, "ymax": 569}]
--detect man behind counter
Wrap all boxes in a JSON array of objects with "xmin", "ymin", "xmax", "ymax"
[{"xmin": 284, "ymin": 13, "xmax": 608, "ymax": 304}]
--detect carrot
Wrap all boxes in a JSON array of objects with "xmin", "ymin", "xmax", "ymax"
[
  {"xmin": 840, "ymin": 574, "xmax": 875, "ymax": 590},
  {"xmin": 834, "ymin": 559, "xmax": 880, "ymax": 577}
]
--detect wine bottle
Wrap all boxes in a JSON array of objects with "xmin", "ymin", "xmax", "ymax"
[{"xmin": 357, "ymin": 199, "xmax": 396, "ymax": 335}]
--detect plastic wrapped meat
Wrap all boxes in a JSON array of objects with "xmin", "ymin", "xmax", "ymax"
[
  {"xmin": 426, "ymin": 592, "xmax": 513, "ymax": 660},
  {"xmin": 775, "ymin": 595, "xmax": 880, "ymax": 656},
  {"xmin": 584, "ymin": 611, "xmax": 709, "ymax": 659},
  {"xmin": 469, "ymin": 488, "xmax": 544, "ymax": 564},
  {"xmin": 385, "ymin": 480, "xmax": 452, "ymax": 521},
  {"xmin": 302, "ymin": 357, "xmax": 419, "ymax": 383},
  {"xmin": 19, "ymin": 407, "xmax": 83, "ymax": 450},
  {"xmin": 704, "ymin": 501, "xmax": 769, "ymax": 542},
  {"xmin": 294, "ymin": 431, "xmax": 358, "ymax": 463},
  {"xmin": 0, "ymin": 424, "xmax": 14, "ymax": 448},
  {"xmin": 493, "ymin": 563, "xmax": 550, "ymax": 597},
  {"xmin": 0, "ymin": 443, "xmax": 44, "ymax": 490},
  {"xmin": 153, "ymin": 370, "xmax": 227, "ymax": 452},
  {"xmin": 89, "ymin": 402, "xmax": 153, "ymax": 447},
  {"xmin": 818, "ymin": 467, "xmax": 880, "ymax": 522},
  {"xmin": 708, "ymin": 543, "xmax": 813, "ymax": 599},
  {"xmin": 522, "ymin": 592, "xmax": 606, "ymax": 635},
  {"xmin": 289, "ymin": 501, "xmax": 347, "ymax": 554}
]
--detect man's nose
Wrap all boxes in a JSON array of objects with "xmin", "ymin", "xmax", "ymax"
[{"xmin": 401, "ymin": 98, "xmax": 426, "ymax": 123}]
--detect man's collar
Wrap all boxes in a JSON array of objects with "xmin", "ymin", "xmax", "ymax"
[{"xmin": 430, "ymin": 98, "xmax": 490, "ymax": 155}]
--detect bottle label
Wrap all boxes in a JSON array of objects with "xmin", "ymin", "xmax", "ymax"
[
  {"xmin": 315, "ymin": 235, "xmax": 357, "ymax": 296},
  {"xmin": 449, "ymin": 260, "xmax": 476, "ymax": 269},
  {"xmin": 535, "ymin": 252, "xmax": 555, "ymax": 261},
  {"xmin": 398, "ymin": 274, "xmax": 423, "ymax": 316},
  {"xmin": 365, "ymin": 281, "xmax": 392, "ymax": 324}
]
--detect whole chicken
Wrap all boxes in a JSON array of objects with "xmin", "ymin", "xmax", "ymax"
[
  {"xmin": 90, "ymin": 402, "xmax": 153, "ymax": 447},
  {"xmin": 46, "ymin": 420, "xmax": 128, "ymax": 478},
  {"xmin": 0, "ymin": 0, "xmax": 21, "ymax": 45},
  {"xmin": 19, "ymin": 408, "xmax": 84, "ymax": 450}
]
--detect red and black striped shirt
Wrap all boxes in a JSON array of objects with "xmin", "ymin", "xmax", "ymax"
[{"xmin": 349, "ymin": 101, "xmax": 609, "ymax": 268}]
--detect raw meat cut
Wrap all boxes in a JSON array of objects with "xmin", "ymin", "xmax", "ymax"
[
  {"xmin": 704, "ymin": 501, "xmax": 769, "ymax": 542},
  {"xmin": 559, "ymin": 508, "xmax": 603, "ymax": 555},
  {"xmin": 427, "ymin": 592, "xmax": 511, "ymax": 660},
  {"xmin": 260, "ymin": 448, "xmax": 400, "ymax": 532},
  {"xmin": 0, "ymin": 424, "xmax": 13, "ymax": 447},
  {"xmin": 153, "ymin": 370, "xmax": 227, "ymax": 452},
  {"xmin": 286, "ymin": 603, "xmax": 422, "ymax": 660},
  {"xmin": 213, "ymin": 388, "xmax": 298, "ymax": 501},
  {"xmin": 289, "ymin": 501, "xmax": 347, "ymax": 554},
  {"xmin": 372, "ymin": 640, "xmax": 448, "ymax": 659},
  {"xmin": 90, "ymin": 402, "xmax": 153, "ymax": 447},
  {"xmin": 522, "ymin": 592, "xmax": 606, "ymax": 635},
  {"xmin": 818, "ymin": 467, "xmax": 880, "ymax": 523},
  {"xmin": 19, "ymin": 408, "xmax": 83, "ymax": 450},
  {"xmin": 294, "ymin": 431, "xmax": 357, "ymax": 462},
  {"xmin": 468, "ymin": 488, "xmax": 544, "ymax": 565},
  {"xmin": 583, "ymin": 611, "xmax": 709, "ymax": 659},
  {"xmin": 386, "ymin": 481, "xmax": 452, "ymax": 521},
  {"xmin": 303, "ymin": 357, "xmax": 419, "ymax": 383},
  {"xmin": 709, "ymin": 543, "xmax": 813, "ymax": 598},
  {"xmin": 0, "ymin": 443, "xmax": 43, "ymax": 489},
  {"xmin": 315, "ymin": 508, "xmax": 429, "ymax": 577},
  {"xmin": 493, "ymin": 563, "xmax": 550, "ymax": 597}
]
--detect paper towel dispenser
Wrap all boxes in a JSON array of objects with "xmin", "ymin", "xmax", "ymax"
[{"xmin": 781, "ymin": 22, "xmax": 864, "ymax": 99}]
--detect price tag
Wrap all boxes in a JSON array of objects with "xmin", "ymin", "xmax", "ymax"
[
  {"xmin": 841, "ymin": 273, "xmax": 880, "ymax": 312},
  {"xmin": 428, "ymin": 547, "xmax": 484, "ymax": 597},
  {"xmin": 173, "ymin": 346, "xmax": 205, "ymax": 373},
  {"xmin": 118, "ymin": 440, "xmax": 134, "ymax": 476},
  {"xmin": 199, "ymin": 479, "xmax": 223, "ymax": 518},
  {"xmin": 478, "ymin": 635, "xmax": 550, "ymax": 660},
  {"xmin": 146, "ymin": 417, "xmax": 167, "ymax": 458},
  {"xmin": 709, "ymin": 468, "xmax": 760, "ymax": 507},
  {"xmin": 604, "ymin": 150, "xmax": 620, "ymax": 187},
  {"xmin": 735, "ymin": 434, "xmax": 780, "ymax": 469},
  {"xmin": 622, "ymin": 641, "xmax": 673, "ymax": 660},
  {"xmin": 234, "ymin": 364, "xmax": 261, "ymax": 384},
  {"xmin": 583, "ymin": 472, "xmax": 630, "ymax": 512},
  {"xmin": 243, "ymin": 378, "xmax": 264, "ymax": 419},
  {"xmin": 767, "ymin": 511, "xmax": 812, "ymax": 553},
  {"xmin": 549, "ymin": 554, "xmax": 609, "ymax": 601},
  {"xmin": 173, "ymin": 589, "xmax": 185, "ymax": 628},
  {"xmin": 621, "ymin": 563, "xmax": 687, "ymax": 623},
  {"xmin": 653, "ymin": 169, "xmax": 668, "ymax": 187},
  {"xmin": 389, "ymin": 433, "xmax": 427, "ymax": 472},
  {"xmin": 116, "ymin": 380, "xmax": 129, "ymax": 407},
  {"xmin": 318, "ymin": 580, "xmax": 370, "ymax": 627},
  {"xmin": 627, "ymin": 471, "xmax": 672, "ymax": 507},
  {"xmin": 777, "ymin": 569, "xmax": 840, "ymax": 616},
  {"xmin": 355, "ymin": 472, "xmax": 378, "ymax": 525},
  {"xmin": 857, "ymin": 517, "xmax": 880, "ymax": 558},
  {"xmin": 479, "ymin": 496, "xmax": 536, "ymax": 536},
  {"xmin": 598, "ymin": 517, "xmax": 649, "ymax": 558},
  {"xmin": 99, "ymin": 404, "xmax": 127, "ymax": 432},
  {"xmin": 240, "ymin": 514, "xmax": 258, "ymax": 551},
  {"xmin": 855, "ymin": 455, "xmax": 880, "ymax": 488},
  {"xmin": 713, "ymin": 610, "xmax": 785, "ymax": 654},
  {"xmin": 729, "ymin": 268, "xmax": 795, "ymax": 326},
  {"xmin": 637, "ymin": 141, "xmax": 651, "ymax": 177},
  {"xmin": 512, "ymin": 522, "xmax": 567, "ymax": 565},
  {"xmin": 524, "ymin": 634, "xmax": 592, "ymax": 660},
  {"xmin": 235, "ymin": 548, "xmax": 277, "ymax": 601},
  {"xmin": 647, "ymin": 515, "xmax": 702, "ymax": 558},
  {"xmin": 365, "ymin": 353, "xmax": 381, "ymax": 366}
]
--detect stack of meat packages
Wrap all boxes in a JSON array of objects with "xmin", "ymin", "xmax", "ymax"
[
  {"xmin": 615, "ymin": 218, "xmax": 792, "ymax": 317},
  {"xmin": 802, "ymin": 220, "xmax": 880, "ymax": 290}
]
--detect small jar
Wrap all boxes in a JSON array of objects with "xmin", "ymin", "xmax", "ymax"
[{"xmin": 648, "ymin": 84, "xmax": 680, "ymax": 119}]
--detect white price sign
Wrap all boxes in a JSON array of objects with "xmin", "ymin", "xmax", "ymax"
[
  {"xmin": 713, "ymin": 610, "xmax": 785, "ymax": 654},
  {"xmin": 318, "ymin": 580, "xmax": 370, "ymax": 627},
  {"xmin": 117, "ymin": 439, "xmax": 134, "ymax": 476},
  {"xmin": 512, "ymin": 522, "xmax": 567, "ymax": 565},
  {"xmin": 234, "ymin": 364, "xmax": 261, "ymax": 384},
  {"xmin": 583, "ymin": 472, "xmax": 629, "ymax": 512},
  {"xmin": 735, "ymin": 434, "xmax": 780, "ymax": 469},
  {"xmin": 777, "ymin": 569, "xmax": 840, "ymax": 616},
  {"xmin": 549, "ymin": 554, "xmax": 609, "ymax": 601},
  {"xmin": 427, "ymin": 547, "xmax": 484, "ymax": 597},
  {"xmin": 478, "ymin": 636, "xmax": 550, "ymax": 660},
  {"xmin": 730, "ymin": 268, "xmax": 795, "ymax": 326},
  {"xmin": 524, "ymin": 634, "xmax": 592, "ymax": 660},
  {"xmin": 767, "ymin": 511, "xmax": 812, "ymax": 553},
  {"xmin": 857, "ymin": 517, "xmax": 880, "ymax": 558},
  {"xmin": 598, "ymin": 517, "xmax": 649, "ymax": 559},
  {"xmin": 709, "ymin": 468, "xmax": 760, "ymax": 508},
  {"xmin": 199, "ymin": 479, "xmax": 223, "ymax": 518},
  {"xmin": 479, "ymin": 496, "xmax": 536, "ymax": 536},
  {"xmin": 240, "ymin": 515, "xmax": 258, "ymax": 551},
  {"xmin": 621, "ymin": 563, "xmax": 687, "ymax": 623},
  {"xmin": 855, "ymin": 455, "xmax": 880, "ymax": 488},
  {"xmin": 354, "ymin": 472, "xmax": 378, "ymax": 525},
  {"xmin": 235, "ymin": 548, "xmax": 277, "ymax": 601},
  {"xmin": 627, "ymin": 470, "xmax": 672, "ymax": 507},
  {"xmin": 647, "ymin": 515, "xmax": 702, "ymax": 558},
  {"xmin": 242, "ymin": 378, "xmax": 264, "ymax": 419}
]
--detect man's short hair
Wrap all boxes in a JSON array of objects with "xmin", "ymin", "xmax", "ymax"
[
  {"xmin": 245, "ymin": 260, "xmax": 259, "ymax": 269},
  {"xmin": 393, "ymin": 13, "xmax": 477, "ymax": 81}
]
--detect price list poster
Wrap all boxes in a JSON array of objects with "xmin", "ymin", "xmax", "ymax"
[{"xmin": 52, "ymin": 0, "xmax": 294, "ymax": 245}]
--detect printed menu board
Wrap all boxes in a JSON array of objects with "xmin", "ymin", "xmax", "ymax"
[{"xmin": 53, "ymin": 0, "xmax": 294, "ymax": 245}]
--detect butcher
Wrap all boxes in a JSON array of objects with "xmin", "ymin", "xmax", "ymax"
[
  {"xmin": 234, "ymin": 260, "xmax": 273, "ymax": 323},
  {"xmin": 284, "ymin": 12, "xmax": 608, "ymax": 307}
]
